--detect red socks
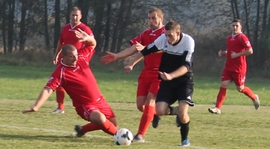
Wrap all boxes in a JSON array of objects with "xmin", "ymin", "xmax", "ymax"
[
  {"xmin": 215, "ymin": 87, "xmax": 227, "ymax": 109},
  {"xmin": 137, "ymin": 105, "xmax": 155, "ymax": 137},
  {"xmin": 241, "ymin": 86, "xmax": 257, "ymax": 100},
  {"xmin": 56, "ymin": 87, "xmax": 65, "ymax": 110},
  {"xmin": 81, "ymin": 120, "xmax": 117, "ymax": 136},
  {"xmin": 216, "ymin": 86, "xmax": 256, "ymax": 110}
]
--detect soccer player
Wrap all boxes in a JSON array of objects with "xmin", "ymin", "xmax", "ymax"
[
  {"xmin": 100, "ymin": 8, "xmax": 166, "ymax": 142},
  {"xmin": 208, "ymin": 19, "xmax": 260, "ymax": 114},
  {"xmin": 52, "ymin": 6, "xmax": 94, "ymax": 114},
  {"xmin": 22, "ymin": 29, "xmax": 118, "ymax": 137},
  {"xmin": 129, "ymin": 20, "xmax": 195, "ymax": 146}
]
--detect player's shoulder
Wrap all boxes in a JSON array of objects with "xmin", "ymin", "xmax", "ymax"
[
  {"xmin": 182, "ymin": 33, "xmax": 195, "ymax": 42},
  {"xmin": 62, "ymin": 23, "xmax": 71, "ymax": 28}
]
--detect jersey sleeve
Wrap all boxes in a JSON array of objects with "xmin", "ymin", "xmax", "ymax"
[
  {"xmin": 84, "ymin": 26, "xmax": 94, "ymax": 37},
  {"xmin": 129, "ymin": 33, "xmax": 143, "ymax": 46},
  {"xmin": 240, "ymin": 34, "xmax": 252, "ymax": 49},
  {"xmin": 45, "ymin": 70, "xmax": 62, "ymax": 90},
  {"xmin": 183, "ymin": 36, "xmax": 195, "ymax": 70}
]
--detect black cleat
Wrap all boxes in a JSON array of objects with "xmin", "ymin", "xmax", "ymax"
[{"xmin": 152, "ymin": 115, "xmax": 161, "ymax": 128}]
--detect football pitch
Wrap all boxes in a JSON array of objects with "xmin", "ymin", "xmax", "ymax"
[
  {"xmin": 1, "ymin": 99, "xmax": 270, "ymax": 149},
  {"xmin": 1, "ymin": 65, "xmax": 270, "ymax": 148}
]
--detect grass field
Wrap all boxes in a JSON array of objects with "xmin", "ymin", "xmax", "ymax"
[{"xmin": 1, "ymin": 64, "xmax": 270, "ymax": 149}]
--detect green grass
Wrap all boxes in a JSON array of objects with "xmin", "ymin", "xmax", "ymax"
[{"xmin": 1, "ymin": 64, "xmax": 270, "ymax": 149}]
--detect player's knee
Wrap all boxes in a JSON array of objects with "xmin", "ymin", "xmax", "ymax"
[
  {"xmin": 178, "ymin": 113, "xmax": 189, "ymax": 123},
  {"xmin": 236, "ymin": 86, "xmax": 244, "ymax": 92},
  {"xmin": 136, "ymin": 105, "xmax": 144, "ymax": 112},
  {"xmin": 90, "ymin": 111, "xmax": 106, "ymax": 124}
]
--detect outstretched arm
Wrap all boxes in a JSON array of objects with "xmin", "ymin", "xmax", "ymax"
[
  {"xmin": 100, "ymin": 45, "xmax": 137, "ymax": 64},
  {"xmin": 22, "ymin": 87, "xmax": 54, "ymax": 113}
]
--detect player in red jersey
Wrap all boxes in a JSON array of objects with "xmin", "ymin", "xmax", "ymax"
[
  {"xmin": 208, "ymin": 19, "xmax": 260, "ymax": 114},
  {"xmin": 101, "ymin": 8, "xmax": 178, "ymax": 142},
  {"xmin": 23, "ymin": 29, "xmax": 118, "ymax": 137},
  {"xmin": 52, "ymin": 7, "xmax": 94, "ymax": 114}
]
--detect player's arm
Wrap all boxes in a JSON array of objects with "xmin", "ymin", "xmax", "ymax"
[
  {"xmin": 218, "ymin": 50, "xmax": 227, "ymax": 57},
  {"xmin": 52, "ymin": 41, "xmax": 63, "ymax": 64},
  {"xmin": 124, "ymin": 52, "xmax": 144, "ymax": 73},
  {"xmin": 231, "ymin": 48, "xmax": 253, "ymax": 59},
  {"xmin": 100, "ymin": 45, "xmax": 138, "ymax": 64},
  {"xmin": 22, "ymin": 87, "xmax": 54, "ymax": 113},
  {"xmin": 159, "ymin": 66, "xmax": 189, "ymax": 81}
]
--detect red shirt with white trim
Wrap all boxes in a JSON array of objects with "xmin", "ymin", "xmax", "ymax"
[
  {"xmin": 225, "ymin": 33, "xmax": 252, "ymax": 73},
  {"xmin": 59, "ymin": 22, "xmax": 93, "ymax": 50},
  {"xmin": 45, "ymin": 45, "xmax": 99, "ymax": 108},
  {"xmin": 129, "ymin": 26, "xmax": 165, "ymax": 71}
]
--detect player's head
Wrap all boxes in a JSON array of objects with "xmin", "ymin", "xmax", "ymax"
[
  {"xmin": 231, "ymin": 19, "xmax": 242, "ymax": 34},
  {"xmin": 164, "ymin": 20, "xmax": 181, "ymax": 45},
  {"xmin": 148, "ymin": 7, "xmax": 164, "ymax": 30},
  {"xmin": 70, "ymin": 7, "xmax": 82, "ymax": 25},
  {"xmin": 62, "ymin": 44, "xmax": 78, "ymax": 66}
]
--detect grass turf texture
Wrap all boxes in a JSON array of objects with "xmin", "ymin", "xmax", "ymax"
[{"xmin": 1, "ymin": 64, "xmax": 270, "ymax": 148}]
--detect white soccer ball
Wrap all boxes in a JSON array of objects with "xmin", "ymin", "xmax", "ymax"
[{"xmin": 113, "ymin": 128, "xmax": 133, "ymax": 146}]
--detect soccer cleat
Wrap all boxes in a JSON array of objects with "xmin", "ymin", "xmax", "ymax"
[
  {"xmin": 253, "ymin": 94, "xmax": 260, "ymax": 110},
  {"xmin": 181, "ymin": 139, "xmax": 190, "ymax": 146},
  {"xmin": 152, "ymin": 115, "xmax": 161, "ymax": 128},
  {"xmin": 51, "ymin": 108, "xmax": 65, "ymax": 114},
  {"xmin": 74, "ymin": 125, "xmax": 85, "ymax": 137},
  {"xmin": 176, "ymin": 115, "xmax": 181, "ymax": 127},
  {"xmin": 132, "ymin": 134, "xmax": 145, "ymax": 143},
  {"xmin": 208, "ymin": 107, "xmax": 221, "ymax": 114}
]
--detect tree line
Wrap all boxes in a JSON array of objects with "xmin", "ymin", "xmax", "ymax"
[{"xmin": 1, "ymin": 0, "xmax": 270, "ymax": 72}]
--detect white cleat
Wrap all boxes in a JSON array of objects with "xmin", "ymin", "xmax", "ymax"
[{"xmin": 208, "ymin": 107, "xmax": 221, "ymax": 114}]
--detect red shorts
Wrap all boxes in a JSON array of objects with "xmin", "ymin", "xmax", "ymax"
[
  {"xmin": 75, "ymin": 97, "xmax": 115, "ymax": 121},
  {"xmin": 137, "ymin": 70, "xmax": 161, "ymax": 96},
  {"xmin": 221, "ymin": 69, "xmax": 246, "ymax": 86}
]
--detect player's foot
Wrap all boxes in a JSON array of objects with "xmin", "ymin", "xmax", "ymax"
[
  {"xmin": 51, "ymin": 108, "xmax": 65, "ymax": 114},
  {"xmin": 208, "ymin": 107, "xmax": 221, "ymax": 114},
  {"xmin": 176, "ymin": 115, "xmax": 181, "ymax": 127},
  {"xmin": 74, "ymin": 125, "xmax": 84, "ymax": 137},
  {"xmin": 253, "ymin": 94, "xmax": 260, "ymax": 110},
  {"xmin": 181, "ymin": 139, "xmax": 190, "ymax": 146},
  {"xmin": 152, "ymin": 115, "xmax": 160, "ymax": 128},
  {"xmin": 132, "ymin": 134, "xmax": 145, "ymax": 143}
]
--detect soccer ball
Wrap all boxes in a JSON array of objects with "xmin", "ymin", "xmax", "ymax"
[{"xmin": 113, "ymin": 128, "xmax": 133, "ymax": 146}]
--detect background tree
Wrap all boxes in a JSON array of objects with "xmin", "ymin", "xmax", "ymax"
[{"xmin": 7, "ymin": 0, "xmax": 15, "ymax": 54}]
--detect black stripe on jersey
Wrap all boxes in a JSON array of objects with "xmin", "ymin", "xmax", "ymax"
[{"xmin": 140, "ymin": 43, "xmax": 159, "ymax": 56}]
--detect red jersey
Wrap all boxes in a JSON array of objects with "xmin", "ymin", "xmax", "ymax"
[
  {"xmin": 225, "ymin": 33, "xmax": 252, "ymax": 73},
  {"xmin": 129, "ymin": 26, "xmax": 165, "ymax": 72},
  {"xmin": 59, "ymin": 22, "xmax": 93, "ymax": 50},
  {"xmin": 45, "ymin": 46, "xmax": 99, "ymax": 108}
]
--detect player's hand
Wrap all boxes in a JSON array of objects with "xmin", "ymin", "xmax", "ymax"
[
  {"xmin": 52, "ymin": 57, "xmax": 58, "ymax": 65},
  {"xmin": 230, "ymin": 51, "xmax": 238, "ymax": 59},
  {"xmin": 100, "ymin": 51, "xmax": 117, "ymax": 64},
  {"xmin": 218, "ymin": 50, "xmax": 223, "ymax": 57},
  {"xmin": 134, "ymin": 41, "xmax": 145, "ymax": 51},
  {"xmin": 159, "ymin": 71, "xmax": 173, "ymax": 81},
  {"xmin": 124, "ymin": 65, "xmax": 133, "ymax": 73},
  {"xmin": 22, "ymin": 107, "xmax": 37, "ymax": 114},
  {"xmin": 75, "ymin": 28, "xmax": 89, "ymax": 42}
]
